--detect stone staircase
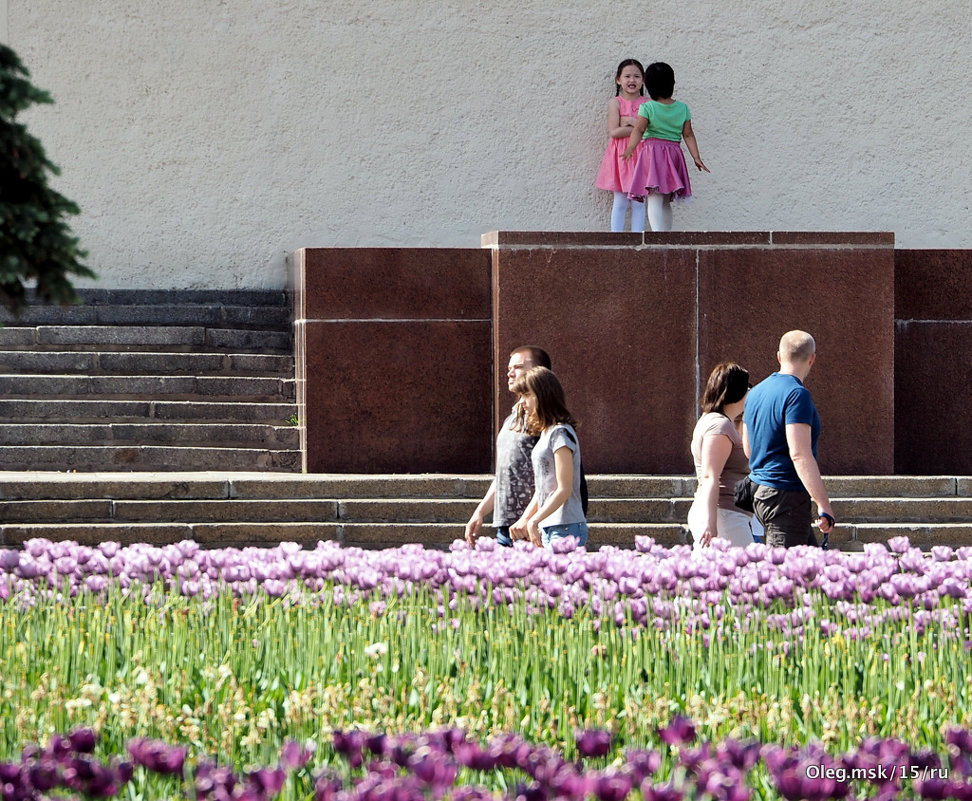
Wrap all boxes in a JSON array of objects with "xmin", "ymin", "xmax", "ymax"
[
  {"xmin": 0, "ymin": 290, "xmax": 299, "ymax": 472},
  {"xmin": 0, "ymin": 292, "xmax": 969, "ymax": 550},
  {"xmin": 0, "ymin": 473, "xmax": 968, "ymax": 551}
]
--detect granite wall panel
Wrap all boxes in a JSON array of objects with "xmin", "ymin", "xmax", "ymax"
[
  {"xmin": 698, "ymin": 246, "xmax": 895, "ymax": 474},
  {"xmin": 894, "ymin": 250, "xmax": 972, "ymax": 474},
  {"xmin": 895, "ymin": 250, "xmax": 972, "ymax": 321},
  {"xmin": 492, "ymin": 245, "xmax": 698, "ymax": 473},
  {"xmin": 293, "ymin": 248, "xmax": 492, "ymax": 473},
  {"xmin": 293, "ymin": 236, "xmax": 972, "ymax": 476}
]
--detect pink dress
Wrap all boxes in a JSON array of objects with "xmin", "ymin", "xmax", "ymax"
[
  {"xmin": 626, "ymin": 100, "xmax": 693, "ymax": 201},
  {"xmin": 626, "ymin": 138, "xmax": 692, "ymax": 201},
  {"xmin": 594, "ymin": 96, "xmax": 646, "ymax": 193}
]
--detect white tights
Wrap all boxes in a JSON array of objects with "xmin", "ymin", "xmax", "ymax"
[
  {"xmin": 610, "ymin": 192, "xmax": 646, "ymax": 233},
  {"xmin": 646, "ymin": 192, "xmax": 673, "ymax": 232}
]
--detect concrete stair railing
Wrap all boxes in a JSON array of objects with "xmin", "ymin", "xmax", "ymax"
[
  {"xmin": 0, "ymin": 291, "xmax": 299, "ymax": 473},
  {"xmin": 0, "ymin": 473, "xmax": 969, "ymax": 551}
]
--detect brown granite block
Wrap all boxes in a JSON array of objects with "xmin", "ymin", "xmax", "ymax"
[
  {"xmin": 642, "ymin": 232, "xmax": 772, "ymax": 246},
  {"xmin": 770, "ymin": 232, "xmax": 895, "ymax": 246},
  {"xmin": 482, "ymin": 231, "xmax": 643, "ymax": 247},
  {"xmin": 895, "ymin": 249, "xmax": 972, "ymax": 321},
  {"xmin": 895, "ymin": 321, "xmax": 972, "ymax": 474},
  {"xmin": 698, "ymin": 246, "xmax": 895, "ymax": 474},
  {"xmin": 482, "ymin": 231, "xmax": 771, "ymax": 247},
  {"xmin": 295, "ymin": 248, "xmax": 491, "ymax": 320},
  {"xmin": 301, "ymin": 320, "xmax": 492, "ymax": 473},
  {"xmin": 493, "ymin": 246, "xmax": 697, "ymax": 473}
]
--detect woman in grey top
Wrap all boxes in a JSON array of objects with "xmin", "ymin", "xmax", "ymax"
[{"xmin": 509, "ymin": 367, "xmax": 587, "ymax": 548}]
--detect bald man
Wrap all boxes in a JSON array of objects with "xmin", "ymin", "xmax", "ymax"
[{"xmin": 742, "ymin": 331, "xmax": 836, "ymax": 548}]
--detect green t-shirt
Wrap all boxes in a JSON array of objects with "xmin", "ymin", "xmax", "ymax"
[{"xmin": 638, "ymin": 100, "xmax": 691, "ymax": 142}]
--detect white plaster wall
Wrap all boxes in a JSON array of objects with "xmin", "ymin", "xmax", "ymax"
[{"xmin": 6, "ymin": 1, "xmax": 971, "ymax": 290}]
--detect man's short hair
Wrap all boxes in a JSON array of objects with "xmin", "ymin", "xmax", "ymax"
[
  {"xmin": 779, "ymin": 330, "xmax": 816, "ymax": 363},
  {"xmin": 510, "ymin": 346, "xmax": 551, "ymax": 370}
]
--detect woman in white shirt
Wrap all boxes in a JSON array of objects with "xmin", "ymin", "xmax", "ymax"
[
  {"xmin": 509, "ymin": 367, "xmax": 587, "ymax": 548},
  {"xmin": 688, "ymin": 362, "xmax": 756, "ymax": 549}
]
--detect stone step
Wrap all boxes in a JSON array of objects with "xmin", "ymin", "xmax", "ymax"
[
  {"xmin": 0, "ymin": 472, "xmax": 484, "ymax": 500},
  {"xmin": 830, "ymin": 497, "xmax": 972, "ymax": 523},
  {"xmin": 842, "ymin": 523, "xmax": 972, "ymax": 551},
  {"xmin": 0, "ymin": 520, "xmax": 685, "ymax": 550},
  {"xmin": 0, "ymin": 327, "xmax": 291, "ymax": 353},
  {"xmin": 0, "ymin": 399, "xmax": 296, "ymax": 423},
  {"xmin": 0, "ymin": 472, "xmax": 967, "ymax": 502},
  {"xmin": 0, "ymin": 446, "xmax": 301, "ymax": 472},
  {"xmin": 0, "ymin": 350, "xmax": 293, "ymax": 377},
  {"xmin": 0, "ymin": 423, "xmax": 300, "ymax": 448},
  {"xmin": 0, "ymin": 303, "xmax": 290, "ymax": 329},
  {"xmin": 0, "ymin": 374, "xmax": 295, "ymax": 401},
  {"xmin": 0, "ymin": 494, "xmax": 965, "ymax": 528},
  {"xmin": 0, "ymin": 473, "xmax": 968, "ymax": 549}
]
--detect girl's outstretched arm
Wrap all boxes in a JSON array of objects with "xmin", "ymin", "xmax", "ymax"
[
  {"xmin": 622, "ymin": 116, "xmax": 648, "ymax": 159},
  {"xmin": 607, "ymin": 97, "xmax": 631, "ymax": 138},
  {"xmin": 682, "ymin": 119, "xmax": 710, "ymax": 172}
]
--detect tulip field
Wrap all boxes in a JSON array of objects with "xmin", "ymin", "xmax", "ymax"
[{"xmin": 2, "ymin": 534, "xmax": 972, "ymax": 800}]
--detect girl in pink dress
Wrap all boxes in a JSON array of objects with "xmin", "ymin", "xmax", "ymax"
[
  {"xmin": 623, "ymin": 62, "xmax": 709, "ymax": 232},
  {"xmin": 594, "ymin": 59, "xmax": 647, "ymax": 232}
]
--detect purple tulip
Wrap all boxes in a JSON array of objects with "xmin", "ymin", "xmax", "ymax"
[
  {"xmin": 625, "ymin": 749, "xmax": 661, "ymax": 783},
  {"xmin": 280, "ymin": 739, "xmax": 315, "ymax": 771},
  {"xmin": 642, "ymin": 781, "xmax": 684, "ymax": 801},
  {"xmin": 127, "ymin": 737, "xmax": 186, "ymax": 775},
  {"xmin": 247, "ymin": 766, "xmax": 286, "ymax": 796},
  {"xmin": 27, "ymin": 760, "xmax": 59, "ymax": 792},
  {"xmin": 591, "ymin": 769, "xmax": 632, "ymax": 801},
  {"xmin": 658, "ymin": 716, "xmax": 696, "ymax": 747},
  {"xmin": 575, "ymin": 730, "xmax": 612, "ymax": 759},
  {"xmin": 68, "ymin": 727, "xmax": 97, "ymax": 754}
]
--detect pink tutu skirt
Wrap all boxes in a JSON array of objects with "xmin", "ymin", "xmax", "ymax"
[
  {"xmin": 595, "ymin": 137, "xmax": 645, "ymax": 193},
  {"xmin": 627, "ymin": 138, "xmax": 692, "ymax": 201}
]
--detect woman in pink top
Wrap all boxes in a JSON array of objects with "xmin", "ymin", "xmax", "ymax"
[
  {"xmin": 594, "ymin": 59, "xmax": 647, "ymax": 232},
  {"xmin": 688, "ymin": 362, "xmax": 756, "ymax": 549}
]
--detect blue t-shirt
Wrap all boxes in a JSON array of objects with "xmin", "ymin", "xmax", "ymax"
[{"xmin": 744, "ymin": 372, "xmax": 820, "ymax": 492}]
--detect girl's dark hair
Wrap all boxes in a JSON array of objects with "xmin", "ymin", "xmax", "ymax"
[
  {"xmin": 644, "ymin": 61, "xmax": 675, "ymax": 100},
  {"xmin": 511, "ymin": 366, "xmax": 578, "ymax": 435},
  {"xmin": 700, "ymin": 362, "xmax": 750, "ymax": 415},
  {"xmin": 614, "ymin": 58, "xmax": 645, "ymax": 96}
]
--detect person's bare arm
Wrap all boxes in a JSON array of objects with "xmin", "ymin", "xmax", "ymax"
[
  {"xmin": 464, "ymin": 480, "xmax": 496, "ymax": 545},
  {"xmin": 607, "ymin": 97, "xmax": 635, "ymax": 139},
  {"xmin": 681, "ymin": 119, "xmax": 709, "ymax": 172},
  {"xmin": 786, "ymin": 423, "xmax": 835, "ymax": 532},
  {"xmin": 696, "ymin": 433, "xmax": 733, "ymax": 547},
  {"xmin": 623, "ymin": 116, "xmax": 649, "ymax": 159}
]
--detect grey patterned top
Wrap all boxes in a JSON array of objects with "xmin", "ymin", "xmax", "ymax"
[{"xmin": 493, "ymin": 411, "xmax": 539, "ymax": 527}]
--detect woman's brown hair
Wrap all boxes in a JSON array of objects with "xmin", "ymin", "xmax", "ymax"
[
  {"xmin": 700, "ymin": 362, "xmax": 750, "ymax": 415},
  {"xmin": 511, "ymin": 366, "xmax": 578, "ymax": 435}
]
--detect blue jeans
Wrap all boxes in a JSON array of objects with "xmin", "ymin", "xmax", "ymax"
[
  {"xmin": 494, "ymin": 526, "xmax": 514, "ymax": 547},
  {"xmin": 541, "ymin": 521, "xmax": 588, "ymax": 548}
]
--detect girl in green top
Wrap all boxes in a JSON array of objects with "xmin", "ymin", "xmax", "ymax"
[{"xmin": 622, "ymin": 62, "xmax": 709, "ymax": 231}]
